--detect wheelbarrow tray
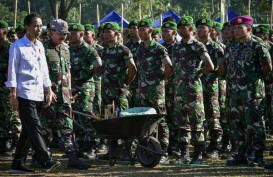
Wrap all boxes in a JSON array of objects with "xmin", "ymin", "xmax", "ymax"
[{"xmin": 91, "ymin": 114, "xmax": 164, "ymax": 139}]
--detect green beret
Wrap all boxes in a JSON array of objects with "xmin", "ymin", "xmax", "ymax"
[
  {"xmin": 258, "ymin": 24, "xmax": 270, "ymax": 30},
  {"xmin": 103, "ymin": 22, "xmax": 119, "ymax": 31},
  {"xmin": 196, "ymin": 18, "xmax": 214, "ymax": 28},
  {"xmin": 254, "ymin": 26, "xmax": 269, "ymax": 34},
  {"xmin": 15, "ymin": 25, "xmax": 25, "ymax": 33},
  {"xmin": 177, "ymin": 16, "xmax": 194, "ymax": 27},
  {"xmin": 7, "ymin": 29, "xmax": 16, "ymax": 36},
  {"xmin": 213, "ymin": 22, "xmax": 223, "ymax": 31},
  {"xmin": 68, "ymin": 23, "xmax": 85, "ymax": 31},
  {"xmin": 138, "ymin": 18, "xmax": 153, "ymax": 28},
  {"xmin": 128, "ymin": 20, "xmax": 139, "ymax": 28},
  {"xmin": 152, "ymin": 28, "xmax": 161, "ymax": 35},
  {"xmin": 84, "ymin": 24, "xmax": 95, "ymax": 32},
  {"xmin": 161, "ymin": 21, "xmax": 177, "ymax": 30},
  {"xmin": 0, "ymin": 21, "xmax": 8, "ymax": 29}
]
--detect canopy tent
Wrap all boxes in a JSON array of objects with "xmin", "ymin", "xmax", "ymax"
[
  {"xmin": 153, "ymin": 10, "xmax": 181, "ymax": 27},
  {"xmin": 215, "ymin": 9, "xmax": 238, "ymax": 22},
  {"xmin": 93, "ymin": 10, "xmax": 129, "ymax": 28}
]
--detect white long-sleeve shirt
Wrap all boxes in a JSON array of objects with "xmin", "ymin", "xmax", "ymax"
[{"xmin": 5, "ymin": 35, "xmax": 52, "ymax": 101}]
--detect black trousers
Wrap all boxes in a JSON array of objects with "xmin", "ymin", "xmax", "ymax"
[{"xmin": 12, "ymin": 97, "xmax": 50, "ymax": 166}]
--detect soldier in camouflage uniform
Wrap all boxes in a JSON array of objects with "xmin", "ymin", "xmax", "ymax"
[
  {"xmin": 42, "ymin": 19, "xmax": 91, "ymax": 169},
  {"xmin": 84, "ymin": 24, "xmax": 104, "ymax": 116},
  {"xmin": 136, "ymin": 18, "xmax": 172, "ymax": 164},
  {"xmin": 160, "ymin": 21, "xmax": 180, "ymax": 157},
  {"xmin": 69, "ymin": 23, "xmax": 102, "ymax": 153},
  {"xmin": 254, "ymin": 25, "xmax": 273, "ymax": 135},
  {"xmin": 196, "ymin": 18, "xmax": 224, "ymax": 158},
  {"xmin": 98, "ymin": 22, "xmax": 136, "ymax": 160},
  {"xmin": 224, "ymin": 16, "xmax": 272, "ymax": 166},
  {"xmin": 101, "ymin": 22, "xmax": 136, "ymax": 112},
  {"xmin": 152, "ymin": 27, "xmax": 162, "ymax": 42},
  {"xmin": 172, "ymin": 16, "xmax": 215, "ymax": 164},
  {"xmin": 125, "ymin": 20, "xmax": 141, "ymax": 107},
  {"xmin": 0, "ymin": 21, "xmax": 21, "ymax": 157}
]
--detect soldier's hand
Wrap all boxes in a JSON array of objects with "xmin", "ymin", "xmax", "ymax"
[
  {"xmin": 9, "ymin": 95, "xmax": 18, "ymax": 111},
  {"xmin": 44, "ymin": 87, "xmax": 57, "ymax": 107}
]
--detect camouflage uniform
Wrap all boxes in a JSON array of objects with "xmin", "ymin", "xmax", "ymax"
[
  {"xmin": 172, "ymin": 37, "xmax": 206, "ymax": 146},
  {"xmin": 70, "ymin": 41, "xmax": 102, "ymax": 150},
  {"xmin": 0, "ymin": 39, "xmax": 21, "ymax": 154},
  {"xmin": 101, "ymin": 42, "xmax": 134, "ymax": 111},
  {"xmin": 88, "ymin": 41, "xmax": 104, "ymax": 116},
  {"xmin": 224, "ymin": 36, "xmax": 271, "ymax": 158},
  {"xmin": 135, "ymin": 38, "xmax": 171, "ymax": 152},
  {"xmin": 125, "ymin": 39, "xmax": 141, "ymax": 107},
  {"xmin": 200, "ymin": 38, "xmax": 224, "ymax": 148},
  {"xmin": 41, "ymin": 39, "xmax": 80, "ymax": 153}
]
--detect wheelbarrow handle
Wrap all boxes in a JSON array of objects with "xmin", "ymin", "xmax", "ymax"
[{"xmin": 72, "ymin": 110, "xmax": 100, "ymax": 121}]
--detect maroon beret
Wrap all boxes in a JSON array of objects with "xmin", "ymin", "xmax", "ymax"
[{"xmin": 231, "ymin": 16, "xmax": 253, "ymax": 26}]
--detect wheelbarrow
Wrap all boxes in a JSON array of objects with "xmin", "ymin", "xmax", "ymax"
[{"xmin": 90, "ymin": 114, "xmax": 165, "ymax": 168}]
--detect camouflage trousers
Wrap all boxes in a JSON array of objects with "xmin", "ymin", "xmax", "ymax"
[
  {"xmin": 165, "ymin": 81, "xmax": 179, "ymax": 151},
  {"xmin": 202, "ymin": 79, "xmax": 222, "ymax": 143},
  {"xmin": 218, "ymin": 79, "xmax": 231, "ymax": 145},
  {"xmin": 40, "ymin": 103, "xmax": 78, "ymax": 153},
  {"xmin": 173, "ymin": 80, "xmax": 205, "ymax": 146},
  {"xmin": 0, "ymin": 93, "xmax": 21, "ymax": 152},
  {"xmin": 228, "ymin": 97, "xmax": 266, "ymax": 154},
  {"xmin": 72, "ymin": 83, "xmax": 96, "ymax": 150},
  {"xmin": 128, "ymin": 78, "xmax": 139, "ymax": 108},
  {"xmin": 93, "ymin": 76, "xmax": 102, "ymax": 116},
  {"xmin": 139, "ymin": 95, "xmax": 169, "ymax": 152},
  {"xmin": 265, "ymin": 82, "xmax": 273, "ymax": 133}
]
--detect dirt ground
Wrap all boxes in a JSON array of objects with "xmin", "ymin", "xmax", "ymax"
[{"xmin": 1, "ymin": 146, "xmax": 273, "ymax": 177}]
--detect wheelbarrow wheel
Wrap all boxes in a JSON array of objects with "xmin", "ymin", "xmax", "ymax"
[{"xmin": 137, "ymin": 137, "xmax": 162, "ymax": 168}]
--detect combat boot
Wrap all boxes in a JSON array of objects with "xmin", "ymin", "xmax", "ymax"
[
  {"xmin": 190, "ymin": 145, "xmax": 203, "ymax": 164},
  {"xmin": 67, "ymin": 152, "xmax": 91, "ymax": 169},
  {"xmin": 205, "ymin": 142, "xmax": 219, "ymax": 158},
  {"xmin": 226, "ymin": 154, "xmax": 248, "ymax": 166},
  {"xmin": 249, "ymin": 149, "xmax": 266, "ymax": 167},
  {"xmin": 172, "ymin": 145, "xmax": 190, "ymax": 164}
]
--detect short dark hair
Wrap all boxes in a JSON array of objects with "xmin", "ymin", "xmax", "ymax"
[{"xmin": 24, "ymin": 13, "xmax": 41, "ymax": 26}]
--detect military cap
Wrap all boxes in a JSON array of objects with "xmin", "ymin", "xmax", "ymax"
[
  {"xmin": 161, "ymin": 21, "xmax": 177, "ymax": 30},
  {"xmin": 103, "ymin": 22, "xmax": 120, "ymax": 31},
  {"xmin": 51, "ymin": 19, "xmax": 70, "ymax": 34},
  {"xmin": 128, "ymin": 20, "xmax": 139, "ymax": 28},
  {"xmin": 196, "ymin": 18, "xmax": 214, "ymax": 28},
  {"xmin": 213, "ymin": 22, "xmax": 223, "ymax": 31},
  {"xmin": 254, "ymin": 26, "xmax": 269, "ymax": 34},
  {"xmin": 152, "ymin": 28, "xmax": 161, "ymax": 35},
  {"xmin": 177, "ymin": 16, "xmax": 194, "ymax": 27},
  {"xmin": 258, "ymin": 24, "xmax": 270, "ymax": 30},
  {"xmin": 223, "ymin": 21, "xmax": 231, "ymax": 30},
  {"xmin": 68, "ymin": 23, "xmax": 85, "ymax": 31},
  {"xmin": 7, "ymin": 28, "xmax": 16, "ymax": 35},
  {"xmin": 231, "ymin": 16, "xmax": 253, "ymax": 26},
  {"xmin": 84, "ymin": 24, "xmax": 95, "ymax": 32},
  {"xmin": 0, "ymin": 21, "xmax": 8, "ymax": 29},
  {"xmin": 15, "ymin": 25, "xmax": 25, "ymax": 33},
  {"xmin": 138, "ymin": 18, "xmax": 153, "ymax": 28}
]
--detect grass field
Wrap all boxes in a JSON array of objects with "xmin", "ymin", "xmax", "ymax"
[{"xmin": 1, "ymin": 144, "xmax": 273, "ymax": 177}]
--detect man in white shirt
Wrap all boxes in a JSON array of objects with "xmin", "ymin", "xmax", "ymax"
[{"xmin": 6, "ymin": 13, "xmax": 61, "ymax": 174}]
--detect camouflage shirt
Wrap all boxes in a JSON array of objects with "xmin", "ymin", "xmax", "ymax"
[
  {"xmin": 172, "ymin": 37, "xmax": 208, "ymax": 83},
  {"xmin": 224, "ymin": 36, "xmax": 271, "ymax": 100},
  {"xmin": 0, "ymin": 40, "xmax": 11, "ymax": 87},
  {"xmin": 43, "ymin": 40, "xmax": 71, "ymax": 104},
  {"xmin": 101, "ymin": 42, "xmax": 134, "ymax": 97},
  {"xmin": 135, "ymin": 38, "xmax": 172, "ymax": 100},
  {"xmin": 201, "ymin": 38, "xmax": 224, "ymax": 82},
  {"xmin": 69, "ymin": 41, "xmax": 102, "ymax": 87}
]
